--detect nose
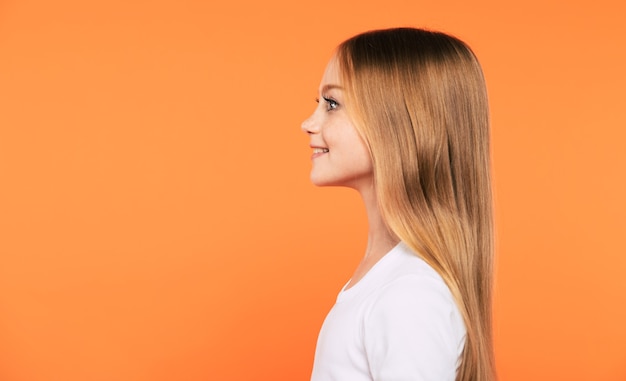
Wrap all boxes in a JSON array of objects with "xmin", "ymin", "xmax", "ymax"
[{"xmin": 301, "ymin": 114, "xmax": 319, "ymax": 134}]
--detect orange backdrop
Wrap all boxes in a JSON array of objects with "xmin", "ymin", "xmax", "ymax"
[{"xmin": 1, "ymin": 0, "xmax": 625, "ymax": 380}]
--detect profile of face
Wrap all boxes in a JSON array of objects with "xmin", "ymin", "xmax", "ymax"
[{"xmin": 301, "ymin": 55, "xmax": 373, "ymax": 191}]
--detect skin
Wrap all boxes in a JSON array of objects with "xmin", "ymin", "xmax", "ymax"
[{"xmin": 301, "ymin": 55, "xmax": 399, "ymax": 289}]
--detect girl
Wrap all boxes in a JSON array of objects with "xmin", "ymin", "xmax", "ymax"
[{"xmin": 302, "ymin": 28, "xmax": 495, "ymax": 381}]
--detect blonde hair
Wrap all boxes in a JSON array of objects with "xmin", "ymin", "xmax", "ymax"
[{"xmin": 336, "ymin": 28, "xmax": 495, "ymax": 381}]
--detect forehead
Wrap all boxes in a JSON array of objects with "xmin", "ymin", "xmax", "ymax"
[{"xmin": 320, "ymin": 54, "xmax": 341, "ymax": 88}]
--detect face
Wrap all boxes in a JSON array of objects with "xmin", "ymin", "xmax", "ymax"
[{"xmin": 301, "ymin": 55, "xmax": 373, "ymax": 191}]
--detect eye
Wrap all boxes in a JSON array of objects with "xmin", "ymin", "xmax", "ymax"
[{"xmin": 322, "ymin": 96, "xmax": 339, "ymax": 111}]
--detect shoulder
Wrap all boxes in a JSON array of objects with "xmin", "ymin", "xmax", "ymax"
[
  {"xmin": 368, "ymin": 242, "xmax": 456, "ymax": 312},
  {"xmin": 364, "ymin": 272, "xmax": 460, "ymax": 337},
  {"xmin": 360, "ymin": 245, "xmax": 465, "ymax": 380},
  {"xmin": 364, "ymin": 244, "xmax": 462, "ymax": 335}
]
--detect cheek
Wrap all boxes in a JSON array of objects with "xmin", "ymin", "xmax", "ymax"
[
  {"xmin": 355, "ymin": 144, "xmax": 373, "ymax": 172},
  {"xmin": 350, "ymin": 133, "xmax": 373, "ymax": 172},
  {"xmin": 334, "ymin": 128, "xmax": 372, "ymax": 167},
  {"xmin": 323, "ymin": 120, "xmax": 358, "ymax": 147}
]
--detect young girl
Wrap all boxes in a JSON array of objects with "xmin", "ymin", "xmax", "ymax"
[{"xmin": 302, "ymin": 28, "xmax": 495, "ymax": 381}]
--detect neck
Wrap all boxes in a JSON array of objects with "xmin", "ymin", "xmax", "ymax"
[
  {"xmin": 343, "ymin": 182, "xmax": 399, "ymax": 290},
  {"xmin": 359, "ymin": 183, "xmax": 399, "ymax": 261}
]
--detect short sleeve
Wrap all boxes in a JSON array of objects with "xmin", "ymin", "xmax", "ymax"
[{"xmin": 362, "ymin": 275, "xmax": 465, "ymax": 381}]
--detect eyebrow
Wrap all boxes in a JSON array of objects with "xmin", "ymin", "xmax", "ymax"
[{"xmin": 320, "ymin": 84, "xmax": 344, "ymax": 93}]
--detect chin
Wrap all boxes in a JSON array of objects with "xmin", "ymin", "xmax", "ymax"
[
  {"xmin": 310, "ymin": 176, "xmax": 334, "ymax": 187},
  {"xmin": 310, "ymin": 167, "xmax": 373, "ymax": 189},
  {"xmin": 310, "ymin": 174, "xmax": 359, "ymax": 190},
  {"xmin": 310, "ymin": 173, "xmax": 339, "ymax": 187}
]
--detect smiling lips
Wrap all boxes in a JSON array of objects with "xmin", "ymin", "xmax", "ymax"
[{"xmin": 311, "ymin": 147, "xmax": 329, "ymax": 159}]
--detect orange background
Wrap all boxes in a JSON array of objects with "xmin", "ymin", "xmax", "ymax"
[{"xmin": 1, "ymin": 0, "xmax": 625, "ymax": 380}]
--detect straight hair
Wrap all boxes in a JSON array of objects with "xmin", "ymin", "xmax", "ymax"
[{"xmin": 336, "ymin": 28, "xmax": 496, "ymax": 381}]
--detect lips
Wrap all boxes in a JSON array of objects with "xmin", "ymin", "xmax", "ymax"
[{"xmin": 310, "ymin": 145, "xmax": 329, "ymax": 160}]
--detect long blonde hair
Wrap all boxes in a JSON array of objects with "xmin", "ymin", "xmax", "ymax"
[{"xmin": 336, "ymin": 28, "xmax": 495, "ymax": 381}]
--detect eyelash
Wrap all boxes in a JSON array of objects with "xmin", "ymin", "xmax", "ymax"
[{"xmin": 316, "ymin": 96, "xmax": 340, "ymax": 111}]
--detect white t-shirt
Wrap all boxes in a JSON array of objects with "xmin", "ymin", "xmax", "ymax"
[{"xmin": 310, "ymin": 242, "xmax": 466, "ymax": 381}]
